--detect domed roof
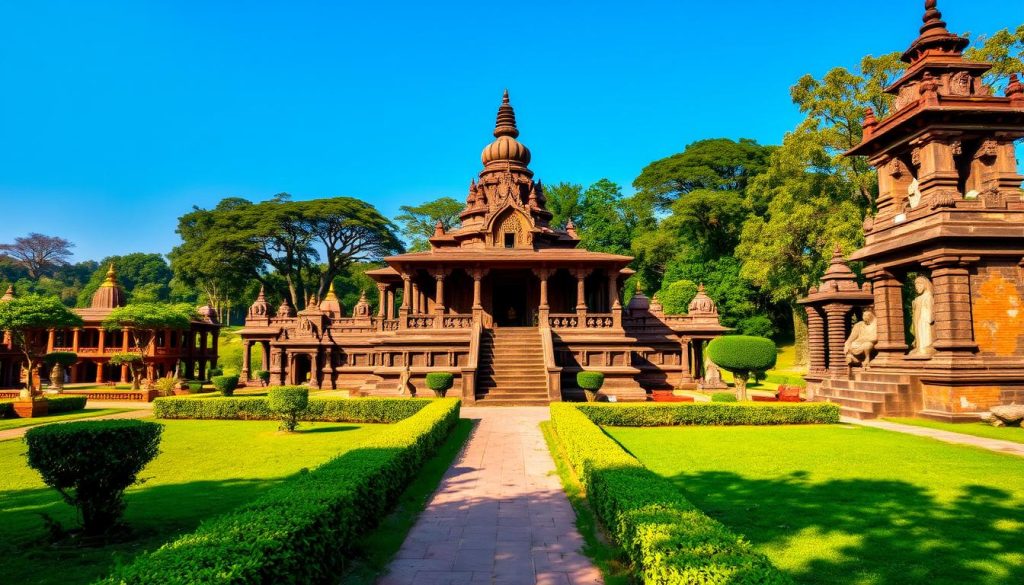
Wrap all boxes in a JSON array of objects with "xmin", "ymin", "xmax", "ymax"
[
  {"xmin": 688, "ymin": 284, "xmax": 718, "ymax": 315},
  {"xmin": 1, "ymin": 285, "xmax": 14, "ymax": 302},
  {"xmin": 318, "ymin": 282, "xmax": 344, "ymax": 316},
  {"xmin": 481, "ymin": 90, "xmax": 531, "ymax": 166},
  {"xmin": 91, "ymin": 264, "xmax": 127, "ymax": 310}
]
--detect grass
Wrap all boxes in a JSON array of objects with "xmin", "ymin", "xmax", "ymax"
[
  {"xmin": 339, "ymin": 418, "xmax": 475, "ymax": 585},
  {"xmin": 539, "ymin": 421, "xmax": 632, "ymax": 585},
  {"xmin": 884, "ymin": 417, "xmax": 1024, "ymax": 445},
  {"xmin": 0, "ymin": 418, "xmax": 388, "ymax": 585},
  {"xmin": 0, "ymin": 408, "xmax": 131, "ymax": 433},
  {"xmin": 606, "ymin": 424, "xmax": 1024, "ymax": 585}
]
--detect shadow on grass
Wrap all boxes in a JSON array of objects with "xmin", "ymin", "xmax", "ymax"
[
  {"xmin": 670, "ymin": 470, "xmax": 1024, "ymax": 585},
  {"xmin": 296, "ymin": 424, "xmax": 361, "ymax": 434},
  {"xmin": 0, "ymin": 477, "xmax": 289, "ymax": 585}
]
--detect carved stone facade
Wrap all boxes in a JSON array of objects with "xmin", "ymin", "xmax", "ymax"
[
  {"xmin": 240, "ymin": 92, "xmax": 728, "ymax": 404},
  {"xmin": 804, "ymin": 1, "xmax": 1024, "ymax": 421},
  {"xmin": 0, "ymin": 267, "xmax": 220, "ymax": 389}
]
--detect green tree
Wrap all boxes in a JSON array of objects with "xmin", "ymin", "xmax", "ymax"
[
  {"xmin": 543, "ymin": 182, "xmax": 583, "ymax": 229},
  {"xmin": 577, "ymin": 179, "xmax": 654, "ymax": 256},
  {"xmin": 965, "ymin": 25, "xmax": 1024, "ymax": 91},
  {"xmin": 0, "ymin": 295, "xmax": 83, "ymax": 396},
  {"xmin": 633, "ymin": 138, "xmax": 771, "ymax": 211},
  {"xmin": 77, "ymin": 253, "xmax": 174, "ymax": 307},
  {"xmin": 657, "ymin": 280, "xmax": 698, "ymax": 315},
  {"xmin": 0, "ymin": 233, "xmax": 75, "ymax": 279},
  {"xmin": 395, "ymin": 197, "xmax": 463, "ymax": 252},
  {"xmin": 102, "ymin": 303, "xmax": 196, "ymax": 389}
]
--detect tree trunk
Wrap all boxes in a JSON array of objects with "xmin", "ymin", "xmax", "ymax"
[
  {"xmin": 792, "ymin": 305, "xmax": 809, "ymax": 370},
  {"xmin": 735, "ymin": 370, "xmax": 749, "ymax": 401}
]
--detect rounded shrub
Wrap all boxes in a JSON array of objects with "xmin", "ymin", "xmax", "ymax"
[
  {"xmin": 268, "ymin": 386, "xmax": 309, "ymax": 431},
  {"xmin": 577, "ymin": 371, "xmax": 605, "ymax": 402},
  {"xmin": 211, "ymin": 375, "xmax": 240, "ymax": 397},
  {"xmin": 256, "ymin": 370, "xmax": 271, "ymax": 386},
  {"xmin": 707, "ymin": 335, "xmax": 777, "ymax": 401},
  {"xmin": 25, "ymin": 419, "xmax": 163, "ymax": 536},
  {"xmin": 187, "ymin": 381, "xmax": 203, "ymax": 393},
  {"xmin": 711, "ymin": 392, "xmax": 738, "ymax": 403},
  {"xmin": 207, "ymin": 366, "xmax": 224, "ymax": 379},
  {"xmin": 424, "ymin": 372, "xmax": 455, "ymax": 397}
]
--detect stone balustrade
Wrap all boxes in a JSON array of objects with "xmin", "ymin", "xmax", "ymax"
[
  {"xmin": 548, "ymin": 314, "xmax": 579, "ymax": 328},
  {"xmin": 407, "ymin": 316, "xmax": 435, "ymax": 329},
  {"xmin": 442, "ymin": 314, "xmax": 473, "ymax": 329},
  {"xmin": 584, "ymin": 314, "xmax": 615, "ymax": 328}
]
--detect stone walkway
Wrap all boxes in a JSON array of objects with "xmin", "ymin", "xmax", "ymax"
[
  {"xmin": 379, "ymin": 406, "xmax": 602, "ymax": 585},
  {"xmin": 0, "ymin": 406, "xmax": 152, "ymax": 442},
  {"xmin": 844, "ymin": 417, "xmax": 1024, "ymax": 458}
]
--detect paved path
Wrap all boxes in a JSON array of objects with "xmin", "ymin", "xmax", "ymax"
[
  {"xmin": 379, "ymin": 406, "xmax": 602, "ymax": 585},
  {"xmin": 0, "ymin": 407, "xmax": 152, "ymax": 442},
  {"xmin": 844, "ymin": 417, "xmax": 1024, "ymax": 458}
]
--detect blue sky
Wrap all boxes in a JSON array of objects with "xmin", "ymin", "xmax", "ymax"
[{"xmin": 1, "ymin": 0, "xmax": 1021, "ymax": 261}]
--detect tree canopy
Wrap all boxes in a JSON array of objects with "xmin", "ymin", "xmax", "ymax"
[
  {"xmin": 0, "ymin": 294, "xmax": 83, "ymax": 393},
  {"xmin": 0, "ymin": 233, "xmax": 75, "ymax": 279},
  {"xmin": 395, "ymin": 197, "xmax": 463, "ymax": 252},
  {"xmin": 103, "ymin": 303, "xmax": 197, "ymax": 389}
]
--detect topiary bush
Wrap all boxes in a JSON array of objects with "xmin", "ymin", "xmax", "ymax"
[
  {"xmin": 268, "ymin": 386, "xmax": 309, "ymax": 431},
  {"xmin": 153, "ymin": 376, "xmax": 178, "ymax": 396},
  {"xmin": 711, "ymin": 391, "xmax": 738, "ymax": 402},
  {"xmin": 211, "ymin": 375, "xmax": 240, "ymax": 397},
  {"xmin": 187, "ymin": 381, "xmax": 203, "ymax": 393},
  {"xmin": 45, "ymin": 395, "xmax": 88, "ymax": 413},
  {"xmin": 25, "ymin": 419, "xmax": 163, "ymax": 537},
  {"xmin": 576, "ymin": 371, "xmax": 604, "ymax": 402},
  {"xmin": 256, "ymin": 370, "xmax": 270, "ymax": 386},
  {"xmin": 97, "ymin": 399, "xmax": 461, "ymax": 584},
  {"xmin": 424, "ymin": 372, "xmax": 455, "ymax": 398},
  {"xmin": 707, "ymin": 335, "xmax": 777, "ymax": 401},
  {"xmin": 207, "ymin": 366, "xmax": 224, "ymax": 379}
]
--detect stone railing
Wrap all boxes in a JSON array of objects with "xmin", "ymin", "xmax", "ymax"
[
  {"xmin": 51, "ymin": 346, "xmax": 74, "ymax": 353},
  {"xmin": 406, "ymin": 316, "xmax": 435, "ymax": 329},
  {"xmin": 585, "ymin": 314, "xmax": 615, "ymax": 328},
  {"xmin": 381, "ymin": 319, "xmax": 399, "ymax": 331},
  {"xmin": 442, "ymin": 314, "xmax": 473, "ymax": 329},
  {"xmin": 548, "ymin": 314, "xmax": 579, "ymax": 328}
]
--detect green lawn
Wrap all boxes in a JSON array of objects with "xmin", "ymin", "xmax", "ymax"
[
  {"xmin": 884, "ymin": 417, "xmax": 1024, "ymax": 445},
  {"xmin": 0, "ymin": 418, "xmax": 387, "ymax": 585},
  {"xmin": 0, "ymin": 408, "xmax": 131, "ymax": 433},
  {"xmin": 606, "ymin": 424, "xmax": 1024, "ymax": 585}
]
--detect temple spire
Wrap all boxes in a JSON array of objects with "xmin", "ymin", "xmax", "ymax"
[
  {"xmin": 494, "ymin": 89, "xmax": 519, "ymax": 138},
  {"xmin": 1, "ymin": 285, "xmax": 13, "ymax": 301},
  {"xmin": 901, "ymin": 0, "xmax": 968, "ymax": 63},
  {"xmin": 919, "ymin": 0, "xmax": 949, "ymax": 38}
]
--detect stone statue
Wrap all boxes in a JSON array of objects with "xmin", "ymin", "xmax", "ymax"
[
  {"xmin": 700, "ymin": 353, "xmax": 727, "ymax": 390},
  {"xmin": 844, "ymin": 309, "xmax": 878, "ymax": 369},
  {"xmin": 910, "ymin": 275, "xmax": 935, "ymax": 357}
]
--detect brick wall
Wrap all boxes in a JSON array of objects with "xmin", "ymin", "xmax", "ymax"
[{"xmin": 971, "ymin": 263, "xmax": 1024, "ymax": 357}]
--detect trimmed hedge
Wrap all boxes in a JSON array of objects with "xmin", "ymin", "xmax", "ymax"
[
  {"xmin": 0, "ymin": 401, "xmax": 12, "ymax": 418},
  {"xmin": 211, "ymin": 375, "xmax": 239, "ymax": 396},
  {"xmin": 46, "ymin": 395, "xmax": 89, "ymax": 413},
  {"xmin": 153, "ymin": 395, "xmax": 433, "ymax": 423},
  {"xmin": 550, "ymin": 403, "xmax": 793, "ymax": 584},
  {"xmin": 575, "ymin": 402, "xmax": 840, "ymax": 427},
  {"xmin": 424, "ymin": 372, "xmax": 455, "ymax": 397},
  {"xmin": 97, "ymin": 398, "xmax": 461, "ymax": 584}
]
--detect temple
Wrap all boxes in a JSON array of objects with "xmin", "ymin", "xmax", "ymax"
[
  {"xmin": 0, "ymin": 265, "xmax": 220, "ymax": 388},
  {"xmin": 804, "ymin": 0, "xmax": 1024, "ymax": 420},
  {"xmin": 239, "ymin": 91, "xmax": 728, "ymax": 404}
]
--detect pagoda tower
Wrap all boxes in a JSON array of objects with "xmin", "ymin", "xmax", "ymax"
[{"xmin": 816, "ymin": 0, "xmax": 1024, "ymax": 420}]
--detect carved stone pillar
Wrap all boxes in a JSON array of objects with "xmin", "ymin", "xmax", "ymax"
[
  {"xmin": 607, "ymin": 271, "xmax": 622, "ymax": 328},
  {"xmin": 72, "ymin": 328, "xmax": 80, "ymax": 353},
  {"xmin": 241, "ymin": 341, "xmax": 251, "ymax": 382},
  {"xmin": 573, "ymin": 268, "xmax": 588, "ymax": 327},
  {"xmin": 471, "ymin": 268, "xmax": 487, "ymax": 323},
  {"xmin": 868, "ymin": 270, "xmax": 907, "ymax": 357},
  {"xmin": 47, "ymin": 329, "xmax": 55, "ymax": 352},
  {"xmin": 678, "ymin": 337, "xmax": 693, "ymax": 387},
  {"xmin": 386, "ymin": 288, "xmax": 395, "ymax": 320},
  {"xmin": 261, "ymin": 342, "xmax": 270, "ymax": 375},
  {"xmin": 924, "ymin": 257, "xmax": 979, "ymax": 355},
  {"xmin": 411, "ymin": 281, "xmax": 420, "ymax": 314},
  {"xmin": 534, "ymin": 268, "xmax": 551, "ymax": 326},
  {"xmin": 806, "ymin": 307, "xmax": 827, "ymax": 373},
  {"xmin": 824, "ymin": 304, "xmax": 849, "ymax": 373},
  {"xmin": 376, "ymin": 284, "xmax": 387, "ymax": 318},
  {"xmin": 399, "ymin": 273, "xmax": 411, "ymax": 329}
]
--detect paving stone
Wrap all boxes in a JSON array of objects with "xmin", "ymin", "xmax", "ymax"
[{"xmin": 376, "ymin": 406, "xmax": 603, "ymax": 584}]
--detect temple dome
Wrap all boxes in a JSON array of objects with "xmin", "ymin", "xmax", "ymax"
[
  {"xmin": 481, "ymin": 90, "xmax": 531, "ymax": 166},
  {"xmin": 91, "ymin": 264, "xmax": 126, "ymax": 309},
  {"xmin": 688, "ymin": 284, "xmax": 718, "ymax": 315},
  {"xmin": 318, "ymin": 282, "xmax": 344, "ymax": 316}
]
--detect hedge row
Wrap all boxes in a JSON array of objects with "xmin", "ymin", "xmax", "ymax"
[
  {"xmin": 0, "ymin": 395, "xmax": 88, "ymax": 418},
  {"xmin": 97, "ymin": 398, "xmax": 461, "ymax": 584},
  {"xmin": 550, "ymin": 404, "xmax": 792, "ymax": 584},
  {"xmin": 574, "ymin": 402, "xmax": 840, "ymax": 427},
  {"xmin": 153, "ymin": 395, "xmax": 433, "ymax": 423}
]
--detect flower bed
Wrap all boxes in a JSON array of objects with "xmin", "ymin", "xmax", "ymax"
[
  {"xmin": 574, "ymin": 402, "xmax": 839, "ymax": 427},
  {"xmin": 97, "ymin": 398, "xmax": 460, "ymax": 584},
  {"xmin": 550, "ymin": 403, "xmax": 792, "ymax": 584},
  {"xmin": 153, "ymin": 395, "xmax": 434, "ymax": 423}
]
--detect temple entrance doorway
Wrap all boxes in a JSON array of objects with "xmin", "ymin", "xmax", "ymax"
[
  {"xmin": 291, "ymin": 354, "xmax": 313, "ymax": 386},
  {"xmin": 488, "ymin": 270, "xmax": 537, "ymax": 327}
]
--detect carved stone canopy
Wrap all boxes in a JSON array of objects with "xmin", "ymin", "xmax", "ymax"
[
  {"xmin": 688, "ymin": 284, "xmax": 718, "ymax": 315},
  {"xmin": 276, "ymin": 298, "xmax": 295, "ymax": 318},
  {"xmin": 0, "ymin": 285, "xmax": 13, "ymax": 302},
  {"xmin": 248, "ymin": 285, "xmax": 270, "ymax": 318}
]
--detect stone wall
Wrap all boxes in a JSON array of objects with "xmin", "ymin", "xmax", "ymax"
[{"xmin": 970, "ymin": 262, "xmax": 1024, "ymax": 357}]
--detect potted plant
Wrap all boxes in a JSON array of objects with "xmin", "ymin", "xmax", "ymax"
[
  {"xmin": 576, "ymin": 371, "xmax": 605, "ymax": 402},
  {"xmin": 424, "ymin": 372, "xmax": 455, "ymax": 398}
]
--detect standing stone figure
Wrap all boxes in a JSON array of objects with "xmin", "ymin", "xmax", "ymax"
[
  {"xmin": 910, "ymin": 275, "xmax": 935, "ymax": 357},
  {"xmin": 700, "ymin": 353, "xmax": 727, "ymax": 390},
  {"xmin": 844, "ymin": 309, "xmax": 878, "ymax": 369}
]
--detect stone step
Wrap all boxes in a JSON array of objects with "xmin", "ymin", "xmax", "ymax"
[
  {"xmin": 472, "ymin": 398, "xmax": 550, "ymax": 407},
  {"xmin": 479, "ymin": 375, "xmax": 548, "ymax": 383},
  {"xmin": 853, "ymin": 372, "xmax": 913, "ymax": 384},
  {"xmin": 476, "ymin": 383, "xmax": 547, "ymax": 392},
  {"xmin": 828, "ymin": 379, "xmax": 910, "ymax": 393},
  {"xmin": 830, "ymin": 396, "xmax": 883, "ymax": 413},
  {"xmin": 476, "ymin": 390, "xmax": 550, "ymax": 399},
  {"xmin": 840, "ymin": 405, "xmax": 878, "ymax": 419}
]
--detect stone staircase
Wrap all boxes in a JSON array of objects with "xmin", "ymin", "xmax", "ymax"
[
  {"xmin": 476, "ymin": 327, "xmax": 551, "ymax": 406},
  {"xmin": 817, "ymin": 371, "xmax": 917, "ymax": 419}
]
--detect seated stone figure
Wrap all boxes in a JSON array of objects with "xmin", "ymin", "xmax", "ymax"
[{"xmin": 844, "ymin": 310, "xmax": 878, "ymax": 369}]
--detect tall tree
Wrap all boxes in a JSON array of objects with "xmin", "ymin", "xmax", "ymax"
[
  {"xmin": 0, "ymin": 233, "xmax": 75, "ymax": 279},
  {"xmin": 965, "ymin": 25, "xmax": 1024, "ymax": 91},
  {"xmin": 395, "ymin": 197, "xmax": 463, "ymax": 252},
  {"xmin": 543, "ymin": 182, "xmax": 583, "ymax": 229},
  {"xmin": 102, "ymin": 303, "xmax": 196, "ymax": 389},
  {"xmin": 576, "ymin": 179, "xmax": 654, "ymax": 257},
  {"xmin": 633, "ymin": 138, "xmax": 771, "ymax": 211},
  {"xmin": 0, "ymin": 295, "xmax": 82, "ymax": 396}
]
